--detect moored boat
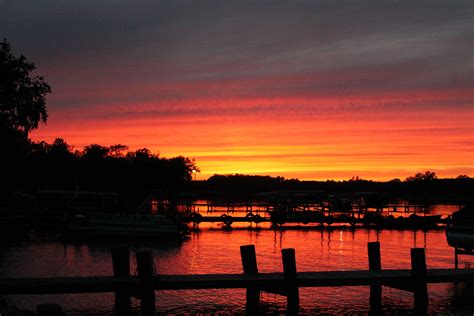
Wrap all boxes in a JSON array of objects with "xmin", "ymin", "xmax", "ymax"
[
  {"xmin": 446, "ymin": 205, "xmax": 474, "ymax": 250},
  {"xmin": 65, "ymin": 213, "xmax": 189, "ymax": 240},
  {"xmin": 61, "ymin": 191, "xmax": 189, "ymax": 240}
]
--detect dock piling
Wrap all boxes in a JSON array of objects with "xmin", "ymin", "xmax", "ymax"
[
  {"xmin": 368, "ymin": 242, "xmax": 382, "ymax": 315},
  {"xmin": 411, "ymin": 248, "xmax": 428, "ymax": 315},
  {"xmin": 111, "ymin": 247, "xmax": 131, "ymax": 315},
  {"xmin": 368, "ymin": 242, "xmax": 381, "ymax": 270},
  {"xmin": 240, "ymin": 245, "xmax": 258, "ymax": 274},
  {"xmin": 136, "ymin": 250, "xmax": 156, "ymax": 316},
  {"xmin": 240, "ymin": 245, "xmax": 260, "ymax": 314},
  {"xmin": 282, "ymin": 248, "xmax": 299, "ymax": 315}
]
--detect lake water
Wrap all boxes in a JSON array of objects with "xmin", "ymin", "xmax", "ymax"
[{"xmin": 1, "ymin": 205, "xmax": 473, "ymax": 315}]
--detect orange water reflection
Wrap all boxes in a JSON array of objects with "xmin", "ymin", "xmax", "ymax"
[{"xmin": 1, "ymin": 215, "xmax": 473, "ymax": 314}]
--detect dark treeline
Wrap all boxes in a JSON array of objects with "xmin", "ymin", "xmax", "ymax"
[
  {"xmin": 3, "ymin": 138, "xmax": 197, "ymax": 209},
  {"xmin": 198, "ymin": 173, "xmax": 473, "ymax": 204}
]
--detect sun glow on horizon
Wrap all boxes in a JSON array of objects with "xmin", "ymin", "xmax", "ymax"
[{"xmin": 30, "ymin": 90, "xmax": 473, "ymax": 181}]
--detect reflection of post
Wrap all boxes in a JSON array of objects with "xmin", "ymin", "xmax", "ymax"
[
  {"xmin": 282, "ymin": 248, "xmax": 299, "ymax": 315},
  {"xmin": 368, "ymin": 242, "xmax": 382, "ymax": 315},
  {"xmin": 327, "ymin": 229, "xmax": 332, "ymax": 249},
  {"xmin": 240, "ymin": 245, "xmax": 260, "ymax": 314}
]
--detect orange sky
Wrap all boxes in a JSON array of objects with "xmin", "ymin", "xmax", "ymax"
[
  {"xmin": 30, "ymin": 88, "xmax": 473, "ymax": 180},
  {"xmin": 3, "ymin": 1, "xmax": 471, "ymax": 180}
]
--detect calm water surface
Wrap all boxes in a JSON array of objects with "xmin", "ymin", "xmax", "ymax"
[{"xmin": 1, "ymin": 205, "xmax": 473, "ymax": 315}]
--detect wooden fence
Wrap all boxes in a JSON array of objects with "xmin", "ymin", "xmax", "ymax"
[{"xmin": 1, "ymin": 242, "xmax": 473, "ymax": 315}]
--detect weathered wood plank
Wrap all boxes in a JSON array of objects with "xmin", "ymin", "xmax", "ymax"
[
  {"xmin": 0, "ymin": 269, "xmax": 472, "ymax": 294},
  {"xmin": 0, "ymin": 276, "xmax": 138, "ymax": 294},
  {"xmin": 157, "ymin": 269, "xmax": 474, "ymax": 290},
  {"xmin": 426, "ymin": 269, "xmax": 474, "ymax": 282}
]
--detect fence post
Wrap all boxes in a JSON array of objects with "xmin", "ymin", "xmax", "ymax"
[
  {"xmin": 282, "ymin": 248, "xmax": 299, "ymax": 316},
  {"xmin": 240, "ymin": 245, "xmax": 259, "ymax": 314},
  {"xmin": 241, "ymin": 245, "xmax": 258, "ymax": 274},
  {"xmin": 112, "ymin": 247, "xmax": 131, "ymax": 315},
  {"xmin": 368, "ymin": 242, "xmax": 382, "ymax": 315},
  {"xmin": 136, "ymin": 250, "xmax": 156, "ymax": 316},
  {"xmin": 411, "ymin": 248, "xmax": 428, "ymax": 315}
]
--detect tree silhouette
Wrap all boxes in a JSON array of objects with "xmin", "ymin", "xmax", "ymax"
[
  {"xmin": 82, "ymin": 144, "xmax": 110, "ymax": 160},
  {"xmin": 405, "ymin": 171, "xmax": 438, "ymax": 182},
  {"xmin": 49, "ymin": 138, "xmax": 75, "ymax": 160},
  {"xmin": 0, "ymin": 39, "xmax": 51, "ymax": 135},
  {"xmin": 109, "ymin": 144, "xmax": 128, "ymax": 158},
  {"xmin": 0, "ymin": 39, "xmax": 51, "ymax": 193},
  {"xmin": 132, "ymin": 148, "xmax": 155, "ymax": 161}
]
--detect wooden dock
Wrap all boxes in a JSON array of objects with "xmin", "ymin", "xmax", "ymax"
[
  {"xmin": 179, "ymin": 212, "xmax": 446, "ymax": 229},
  {"xmin": 181, "ymin": 214, "xmax": 269, "ymax": 225},
  {"xmin": 173, "ymin": 199, "xmax": 451, "ymax": 229},
  {"xmin": 0, "ymin": 243, "xmax": 472, "ymax": 315},
  {"xmin": 173, "ymin": 200, "xmax": 434, "ymax": 215}
]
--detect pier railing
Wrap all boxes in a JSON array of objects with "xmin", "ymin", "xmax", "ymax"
[{"xmin": 0, "ymin": 242, "xmax": 473, "ymax": 315}]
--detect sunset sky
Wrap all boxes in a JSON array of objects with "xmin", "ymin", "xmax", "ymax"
[{"xmin": 1, "ymin": 0, "xmax": 473, "ymax": 180}]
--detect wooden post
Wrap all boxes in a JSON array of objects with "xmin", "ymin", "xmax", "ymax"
[
  {"xmin": 411, "ymin": 248, "xmax": 428, "ymax": 315},
  {"xmin": 368, "ymin": 242, "xmax": 382, "ymax": 315},
  {"xmin": 112, "ymin": 247, "xmax": 131, "ymax": 316},
  {"xmin": 368, "ymin": 242, "xmax": 381, "ymax": 270},
  {"xmin": 136, "ymin": 250, "xmax": 156, "ymax": 316},
  {"xmin": 240, "ymin": 245, "xmax": 259, "ymax": 314},
  {"xmin": 455, "ymin": 248, "xmax": 459, "ymax": 269},
  {"xmin": 240, "ymin": 245, "xmax": 258, "ymax": 274},
  {"xmin": 282, "ymin": 248, "xmax": 299, "ymax": 316}
]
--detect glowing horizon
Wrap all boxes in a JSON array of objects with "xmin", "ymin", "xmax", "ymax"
[{"xmin": 30, "ymin": 89, "xmax": 473, "ymax": 180}]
